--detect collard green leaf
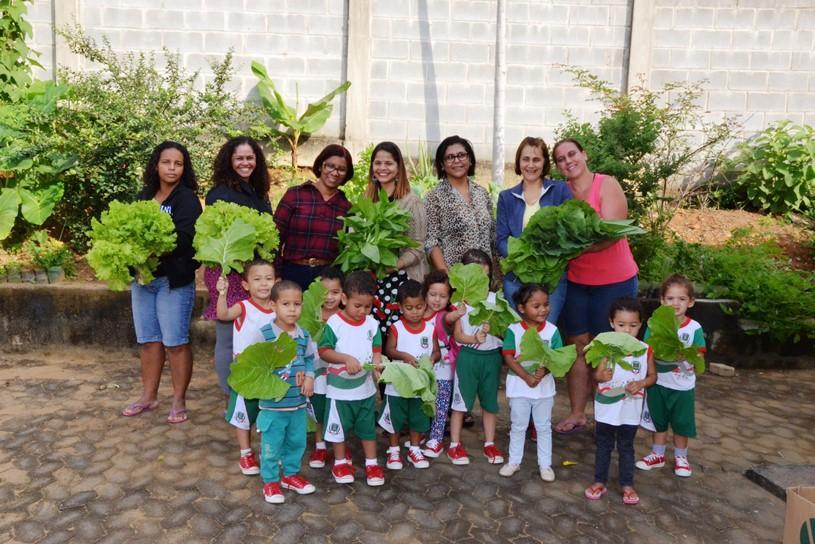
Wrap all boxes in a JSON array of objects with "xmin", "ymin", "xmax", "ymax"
[
  {"xmin": 378, "ymin": 355, "xmax": 437, "ymax": 417},
  {"xmin": 646, "ymin": 305, "xmax": 705, "ymax": 374},
  {"xmin": 449, "ymin": 262, "xmax": 490, "ymax": 305},
  {"xmin": 517, "ymin": 327, "xmax": 577, "ymax": 378},
  {"xmin": 227, "ymin": 334, "xmax": 298, "ymax": 400},
  {"xmin": 194, "ymin": 218, "xmax": 257, "ymax": 276},
  {"xmin": 584, "ymin": 331, "xmax": 647, "ymax": 371},
  {"xmin": 468, "ymin": 291, "xmax": 519, "ymax": 335},
  {"xmin": 300, "ymin": 277, "xmax": 328, "ymax": 344}
]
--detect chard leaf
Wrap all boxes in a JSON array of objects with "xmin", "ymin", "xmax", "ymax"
[
  {"xmin": 378, "ymin": 355, "xmax": 438, "ymax": 417},
  {"xmin": 646, "ymin": 305, "xmax": 706, "ymax": 374},
  {"xmin": 300, "ymin": 277, "xmax": 328, "ymax": 344},
  {"xmin": 468, "ymin": 291, "xmax": 519, "ymax": 335},
  {"xmin": 227, "ymin": 334, "xmax": 298, "ymax": 400},
  {"xmin": 449, "ymin": 262, "xmax": 489, "ymax": 305},
  {"xmin": 584, "ymin": 332, "xmax": 647, "ymax": 371},
  {"xmin": 194, "ymin": 218, "xmax": 257, "ymax": 276},
  {"xmin": 517, "ymin": 327, "xmax": 577, "ymax": 378}
]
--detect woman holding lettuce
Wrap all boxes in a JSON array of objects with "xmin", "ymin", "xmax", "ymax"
[
  {"xmin": 122, "ymin": 141, "xmax": 202, "ymax": 424},
  {"xmin": 202, "ymin": 136, "xmax": 273, "ymax": 396},
  {"xmin": 551, "ymin": 138, "xmax": 639, "ymax": 435}
]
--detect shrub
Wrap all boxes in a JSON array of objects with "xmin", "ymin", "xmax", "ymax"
[
  {"xmin": 342, "ymin": 143, "xmax": 374, "ymax": 204},
  {"xmin": 0, "ymin": 0, "xmax": 41, "ymax": 102}
]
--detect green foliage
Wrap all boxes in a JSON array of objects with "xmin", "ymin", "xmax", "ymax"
[
  {"xmin": 554, "ymin": 67, "xmax": 736, "ymax": 230},
  {"xmin": 407, "ymin": 143, "xmax": 437, "ymax": 197},
  {"xmin": 501, "ymin": 200, "xmax": 645, "ymax": 292},
  {"xmin": 0, "ymin": 0, "xmax": 42, "ymax": 101},
  {"xmin": 86, "ymin": 200, "xmax": 177, "ymax": 290},
  {"xmin": 227, "ymin": 334, "xmax": 297, "ymax": 401},
  {"xmin": 334, "ymin": 189, "xmax": 417, "ymax": 277},
  {"xmin": 342, "ymin": 143, "xmax": 374, "ymax": 204},
  {"xmin": 251, "ymin": 60, "xmax": 350, "ymax": 168},
  {"xmin": 448, "ymin": 263, "xmax": 490, "ymax": 305},
  {"xmin": 584, "ymin": 332, "xmax": 647, "ymax": 371},
  {"xmin": 195, "ymin": 219, "xmax": 256, "ymax": 276},
  {"xmin": 517, "ymin": 327, "xmax": 577, "ymax": 378},
  {"xmin": 300, "ymin": 277, "xmax": 328, "ymax": 344},
  {"xmin": 723, "ymin": 121, "xmax": 815, "ymax": 217},
  {"xmin": 52, "ymin": 27, "xmax": 258, "ymax": 249},
  {"xmin": 22, "ymin": 230, "xmax": 75, "ymax": 276},
  {"xmin": 469, "ymin": 291, "xmax": 520, "ymax": 336},
  {"xmin": 646, "ymin": 305, "xmax": 705, "ymax": 373},
  {"xmin": 378, "ymin": 356, "xmax": 438, "ymax": 417}
]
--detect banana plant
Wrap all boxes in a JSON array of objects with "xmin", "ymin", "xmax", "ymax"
[{"xmin": 251, "ymin": 60, "xmax": 351, "ymax": 168}]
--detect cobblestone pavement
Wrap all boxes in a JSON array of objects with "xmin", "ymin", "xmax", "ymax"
[{"xmin": 1, "ymin": 347, "xmax": 811, "ymax": 543}]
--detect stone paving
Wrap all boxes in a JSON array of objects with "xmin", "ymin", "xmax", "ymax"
[{"xmin": 1, "ymin": 346, "xmax": 812, "ymax": 543}]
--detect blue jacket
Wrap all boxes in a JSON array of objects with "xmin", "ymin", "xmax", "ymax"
[{"xmin": 496, "ymin": 179, "xmax": 572, "ymax": 257}]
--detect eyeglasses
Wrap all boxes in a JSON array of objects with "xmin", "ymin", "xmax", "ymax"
[
  {"xmin": 444, "ymin": 152, "xmax": 469, "ymax": 164},
  {"xmin": 323, "ymin": 163, "xmax": 348, "ymax": 176}
]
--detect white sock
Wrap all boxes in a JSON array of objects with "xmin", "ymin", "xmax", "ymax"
[
  {"xmin": 334, "ymin": 458, "xmax": 348, "ymax": 466},
  {"xmin": 388, "ymin": 446, "xmax": 399, "ymax": 454},
  {"xmin": 484, "ymin": 441, "xmax": 494, "ymax": 447},
  {"xmin": 315, "ymin": 441, "xmax": 326, "ymax": 450},
  {"xmin": 409, "ymin": 446, "xmax": 421, "ymax": 455},
  {"xmin": 449, "ymin": 442, "xmax": 460, "ymax": 448},
  {"xmin": 365, "ymin": 458, "xmax": 378, "ymax": 467},
  {"xmin": 240, "ymin": 448, "xmax": 252, "ymax": 457}
]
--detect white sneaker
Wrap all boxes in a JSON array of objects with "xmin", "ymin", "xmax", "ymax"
[
  {"xmin": 674, "ymin": 456, "xmax": 692, "ymax": 477},
  {"xmin": 386, "ymin": 449, "xmax": 403, "ymax": 470},
  {"xmin": 422, "ymin": 439, "xmax": 444, "ymax": 458},
  {"xmin": 407, "ymin": 449, "xmax": 430, "ymax": 469},
  {"xmin": 539, "ymin": 466, "xmax": 556, "ymax": 482},
  {"xmin": 635, "ymin": 452, "xmax": 666, "ymax": 471},
  {"xmin": 499, "ymin": 463, "xmax": 520, "ymax": 477}
]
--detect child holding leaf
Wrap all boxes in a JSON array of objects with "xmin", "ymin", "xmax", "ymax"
[
  {"xmin": 501, "ymin": 284, "xmax": 575, "ymax": 482},
  {"xmin": 637, "ymin": 275, "xmax": 706, "ymax": 478},
  {"xmin": 585, "ymin": 298, "xmax": 655, "ymax": 505}
]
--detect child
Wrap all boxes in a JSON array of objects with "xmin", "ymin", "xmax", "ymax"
[
  {"xmin": 318, "ymin": 270, "xmax": 385, "ymax": 486},
  {"xmin": 636, "ymin": 274, "xmax": 705, "ymax": 478},
  {"xmin": 255, "ymin": 280, "xmax": 317, "ymax": 503},
  {"xmin": 500, "ymin": 284, "xmax": 561, "ymax": 481},
  {"xmin": 585, "ymin": 298, "xmax": 655, "ymax": 505},
  {"xmin": 216, "ymin": 258, "xmax": 276, "ymax": 476},
  {"xmin": 421, "ymin": 271, "xmax": 465, "ymax": 458},
  {"xmin": 449, "ymin": 249, "xmax": 505, "ymax": 466},
  {"xmin": 308, "ymin": 266, "xmax": 344, "ymax": 469},
  {"xmin": 381, "ymin": 279, "xmax": 441, "ymax": 469}
]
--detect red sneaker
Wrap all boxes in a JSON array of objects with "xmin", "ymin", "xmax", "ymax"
[
  {"xmin": 308, "ymin": 448, "xmax": 327, "ymax": 469},
  {"xmin": 422, "ymin": 440, "xmax": 444, "ymax": 458},
  {"xmin": 263, "ymin": 482, "xmax": 284, "ymax": 504},
  {"xmin": 365, "ymin": 464, "xmax": 385, "ymax": 486},
  {"xmin": 386, "ymin": 449, "xmax": 403, "ymax": 470},
  {"xmin": 446, "ymin": 444, "xmax": 470, "ymax": 465},
  {"xmin": 635, "ymin": 453, "xmax": 666, "ymax": 471},
  {"xmin": 332, "ymin": 462, "xmax": 355, "ymax": 484},
  {"xmin": 530, "ymin": 425, "xmax": 537, "ymax": 443},
  {"xmin": 483, "ymin": 444, "xmax": 505, "ymax": 465},
  {"xmin": 407, "ymin": 449, "xmax": 429, "ymax": 469},
  {"xmin": 239, "ymin": 452, "xmax": 260, "ymax": 475},
  {"xmin": 281, "ymin": 474, "xmax": 316, "ymax": 494}
]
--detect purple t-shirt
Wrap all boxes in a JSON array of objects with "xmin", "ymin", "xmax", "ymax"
[{"xmin": 202, "ymin": 266, "xmax": 248, "ymax": 320}]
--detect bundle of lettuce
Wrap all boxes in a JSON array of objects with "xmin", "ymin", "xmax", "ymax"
[
  {"xmin": 87, "ymin": 200, "xmax": 177, "ymax": 291},
  {"xmin": 517, "ymin": 327, "xmax": 578, "ymax": 378},
  {"xmin": 584, "ymin": 331, "xmax": 647, "ymax": 371},
  {"xmin": 227, "ymin": 333, "xmax": 298, "ymax": 401},
  {"xmin": 299, "ymin": 278, "xmax": 328, "ymax": 344},
  {"xmin": 449, "ymin": 262, "xmax": 520, "ymax": 335},
  {"xmin": 501, "ymin": 199, "xmax": 645, "ymax": 292},
  {"xmin": 377, "ymin": 355, "xmax": 438, "ymax": 417},
  {"xmin": 193, "ymin": 201, "xmax": 280, "ymax": 275},
  {"xmin": 334, "ymin": 189, "xmax": 417, "ymax": 277},
  {"xmin": 646, "ymin": 304, "xmax": 705, "ymax": 374}
]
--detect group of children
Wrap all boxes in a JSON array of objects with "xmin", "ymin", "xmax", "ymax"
[{"xmin": 216, "ymin": 250, "xmax": 705, "ymax": 506}]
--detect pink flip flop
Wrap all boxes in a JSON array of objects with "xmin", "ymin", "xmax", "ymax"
[
  {"xmin": 584, "ymin": 484, "xmax": 608, "ymax": 500},
  {"xmin": 167, "ymin": 408, "xmax": 189, "ymax": 424},
  {"xmin": 121, "ymin": 400, "xmax": 159, "ymax": 417},
  {"xmin": 623, "ymin": 488, "xmax": 640, "ymax": 505}
]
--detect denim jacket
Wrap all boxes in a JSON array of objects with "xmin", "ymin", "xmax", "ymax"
[{"xmin": 496, "ymin": 179, "xmax": 572, "ymax": 257}]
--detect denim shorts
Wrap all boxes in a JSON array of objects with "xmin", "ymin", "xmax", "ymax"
[
  {"xmin": 561, "ymin": 275, "xmax": 639, "ymax": 337},
  {"xmin": 130, "ymin": 276, "xmax": 196, "ymax": 347}
]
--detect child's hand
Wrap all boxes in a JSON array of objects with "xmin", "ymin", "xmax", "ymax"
[
  {"xmin": 625, "ymin": 380, "xmax": 643, "ymax": 395},
  {"xmin": 598, "ymin": 367, "xmax": 613, "ymax": 382},
  {"xmin": 345, "ymin": 357, "xmax": 362, "ymax": 375},
  {"xmin": 405, "ymin": 356, "xmax": 418, "ymax": 367},
  {"xmin": 295, "ymin": 371, "xmax": 305, "ymax": 387},
  {"xmin": 302, "ymin": 376, "xmax": 314, "ymax": 397},
  {"xmin": 216, "ymin": 275, "xmax": 228, "ymax": 295},
  {"xmin": 533, "ymin": 367, "xmax": 547, "ymax": 379},
  {"xmin": 449, "ymin": 306, "xmax": 466, "ymax": 321},
  {"xmin": 523, "ymin": 373, "xmax": 541, "ymax": 388},
  {"xmin": 481, "ymin": 322, "xmax": 491, "ymax": 335}
]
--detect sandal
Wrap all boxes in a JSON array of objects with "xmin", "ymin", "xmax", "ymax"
[
  {"xmin": 555, "ymin": 419, "xmax": 587, "ymax": 435},
  {"xmin": 584, "ymin": 483, "xmax": 607, "ymax": 500},
  {"xmin": 167, "ymin": 408, "xmax": 189, "ymax": 424},
  {"xmin": 121, "ymin": 400, "xmax": 158, "ymax": 417},
  {"xmin": 622, "ymin": 488, "xmax": 640, "ymax": 505}
]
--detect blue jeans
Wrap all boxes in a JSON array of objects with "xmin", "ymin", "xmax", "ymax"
[
  {"xmin": 130, "ymin": 277, "xmax": 195, "ymax": 347},
  {"xmin": 594, "ymin": 422, "xmax": 638, "ymax": 487},
  {"xmin": 504, "ymin": 273, "xmax": 567, "ymax": 326}
]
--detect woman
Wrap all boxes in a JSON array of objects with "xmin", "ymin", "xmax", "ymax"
[
  {"xmin": 202, "ymin": 136, "xmax": 272, "ymax": 395},
  {"xmin": 496, "ymin": 137, "xmax": 572, "ymax": 321},
  {"xmin": 425, "ymin": 135, "xmax": 495, "ymax": 271},
  {"xmin": 365, "ymin": 141, "xmax": 429, "ymax": 337},
  {"xmin": 121, "ymin": 141, "xmax": 202, "ymax": 424},
  {"xmin": 552, "ymin": 138, "xmax": 639, "ymax": 434},
  {"xmin": 274, "ymin": 144, "xmax": 353, "ymax": 290}
]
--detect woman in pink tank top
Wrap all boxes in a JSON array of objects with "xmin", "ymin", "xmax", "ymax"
[{"xmin": 551, "ymin": 139, "xmax": 639, "ymax": 434}]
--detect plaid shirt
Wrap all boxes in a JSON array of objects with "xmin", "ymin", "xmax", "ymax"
[{"xmin": 273, "ymin": 181, "xmax": 351, "ymax": 269}]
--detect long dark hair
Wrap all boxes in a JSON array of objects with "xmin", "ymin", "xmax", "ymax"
[
  {"xmin": 142, "ymin": 141, "xmax": 198, "ymax": 197},
  {"xmin": 434, "ymin": 135, "xmax": 476, "ymax": 179},
  {"xmin": 212, "ymin": 136, "xmax": 270, "ymax": 201},
  {"xmin": 366, "ymin": 141, "xmax": 410, "ymax": 201}
]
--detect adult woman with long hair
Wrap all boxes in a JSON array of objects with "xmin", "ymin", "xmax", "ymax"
[
  {"xmin": 551, "ymin": 138, "xmax": 639, "ymax": 434},
  {"xmin": 121, "ymin": 141, "xmax": 202, "ymax": 424},
  {"xmin": 202, "ymin": 136, "xmax": 272, "ymax": 395}
]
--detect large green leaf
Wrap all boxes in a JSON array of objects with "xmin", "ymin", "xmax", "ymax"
[
  {"xmin": 0, "ymin": 189, "xmax": 21, "ymax": 240},
  {"xmin": 584, "ymin": 332, "xmax": 647, "ymax": 371},
  {"xmin": 300, "ymin": 277, "xmax": 328, "ymax": 344},
  {"xmin": 18, "ymin": 184, "xmax": 64, "ymax": 225},
  {"xmin": 227, "ymin": 334, "xmax": 298, "ymax": 400},
  {"xmin": 194, "ymin": 218, "xmax": 257, "ymax": 276},
  {"xmin": 300, "ymin": 81, "xmax": 352, "ymax": 132},
  {"xmin": 517, "ymin": 327, "xmax": 577, "ymax": 378},
  {"xmin": 449, "ymin": 262, "xmax": 490, "ymax": 305},
  {"xmin": 379, "ymin": 356, "xmax": 438, "ymax": 417},
  {"xmin": 469, "ymin": 291, "xmax": 519, "ymax": 334},
  {"xmin": 194, "ymin": 201, "xmax": 280, "ymax": 264},
  {"xmin": 646, "ymin": 305, "xmax": 705, "ymax": 374}
]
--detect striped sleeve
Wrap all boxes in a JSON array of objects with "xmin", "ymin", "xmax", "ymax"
[
  {"xmin": 318, "ymin": 325, "xmax": 338, "ymax": 353},
  {"xmin": 550, "ymin": 328, "xmax": 563, "ymax": 349},
  {"xmin": 501, "ymin": 328, "xmax": 516, "ymax": 357}
]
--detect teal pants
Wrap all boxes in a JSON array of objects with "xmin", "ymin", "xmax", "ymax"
[{"xmin": 257, "ymin": 408, "xmax": 307, "ymax": 483}]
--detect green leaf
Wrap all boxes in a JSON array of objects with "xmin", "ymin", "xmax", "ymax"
[
  {"xmin": 227, "ymin": 334, "xmax": 298, "ymax": 400},
  {"xmin": 517, "ymin": 327, "xmax": 577, "ymax": 378},
  {"xmin": 0, "ymin": 188, "xmax": 21, "ymax": 240},
  {"xmin": 194, "ymin": 201, "xmax": 280, "ymax": 265},
  {"xmin": 18, "ymin": 184, "xmax": 64, "ymax": 225},
  {"xmin": 378, "ymin": 356, "xmax": 438, "ymax": 417},
  {"xmin": 645, "ymin": 305, "xmax": 705, "ymax": 374},
  {"xmin": 300, "ymin": 277, "xmax": 328, "ymax": 343},
  {"xmin": 584, "ymin": 332, "xmax": 647, "ymax": 371},
  {"xmin": 449, "ymin": 262, "xmax": 489, "ymax": 305},
  {"xmin": 468, "ymin": 291, "xmax": 520, "ymax": 334},
  {"xmin": 194, "ymin": 218, "xmax": 257, "ymax": 276}
]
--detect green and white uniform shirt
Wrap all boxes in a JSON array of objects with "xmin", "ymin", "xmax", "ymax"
[
  {"xmin": 502, "ymin": 321, "xmax": 561, "ymax": 399},
  {"xmin": 459, "ymin": 292, "xmax": 502, "ymax": 351},
  {"xmin": 232, "ymin": 300, "xmax": 276, "ymax": 358},
  {"xmin": 645, "ymin": 317, "xmax": 705, "ymax": 391},
  {"xmin": 595, "ymin": 340, "xmax": 651, "ymax": 426},
  {"xmin": 385, "ymin": 318, "xmax": 437, "ymax": 398},
  {"xmin": 318, "ymin": 312, "xmax": 382, "ymax": 401}
]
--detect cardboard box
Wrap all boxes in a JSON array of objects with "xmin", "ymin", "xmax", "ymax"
[{"xmin": 785, "ymin": 486, "xmax": 815, "ymax": 544}]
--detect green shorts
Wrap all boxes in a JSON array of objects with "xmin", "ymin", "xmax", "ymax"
[
  {"xmin": 646, "ymin": 384, "xmax": 696, "ymax": 438},
  {"xmin": 380, "ymin": 395, "xmax": 430, "ymax": 434},
  {"xmin": 323, "ymin": 396, "xmax": 377, "ymax": 442},
  {"xmin": 451, "ymin": 347, "xmax": 501, "ymax": 414},
  {"xmin": 310, "ymin": 393, "xmax": 327, "ymax": 426},
  {"xmin": 225, "ymin": 390, "xmax": 259, "ymax": 430}
]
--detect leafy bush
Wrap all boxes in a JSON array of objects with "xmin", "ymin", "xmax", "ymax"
[
  {"xmin": 342, "ymin": 143, "xmax": 374, "ymax": 204},
  {"xmin": 22, "ymin": 230, "xmax": 75, "ymax": 276},
  {"xmin": 407, "ymin": 143, "xmax": 437, "ymax": 197},
  {"xmin": 0, "ymin": 0, "xmax": 41, "ymax": 101}
]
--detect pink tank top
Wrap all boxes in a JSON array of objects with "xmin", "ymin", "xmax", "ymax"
[{"xmin": 567, "ymin": 174, "xmax": 638, "ymax": 285}]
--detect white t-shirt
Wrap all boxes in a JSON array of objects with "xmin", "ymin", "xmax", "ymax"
[
  {"xmin": 232, "ymin": 299, "xmax": 276, "ymax": 357},
  {"xmin": 502, "ymin": 321, "xmax": 561, "ymax": 399},
  {"xmin": 594, "ymin": 340, "xmax": 651, "ymax": 426},
  {"xmin": 646, "ymin": 317, "xmax": 705, "ymax": 391},
  {"xmin": 385, "ymin": 318, "xmax": 436, "ymax": 397}
]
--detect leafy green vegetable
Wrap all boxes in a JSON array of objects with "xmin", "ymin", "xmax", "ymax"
[
  {"xmin": 646, "ymin": 305, "xmax": 705, "ymax": 374},
  {"xmin": 468, "ymin": 291, "xmax": 520, "ymax": 336},
  {"xmin": 449, "ymin": 262, "xmax": 489, "ymax": 305},
  {"xmin": 87, "ymin": 200, "xmax": 177, "ymax": 290},
  {"xmin": 300, "ymin": 277, "xmax": 328, "ymax": 344},
  {"xmin": 378, "ymin": 356, "xmax": 438, "ymax": 417},
  {"xmin": 501, "ymin": 200, "xmax": 645, "ymax": 292},
  {"xmin": 194, "ymin": 218, "xmax": 257, "ymax": 276},
  {"xmin": 584, "ymin": 332, "xmax": 647, "ymax": 371},
  {"xmin": 227, "ymin": 333, "xmax": 298, "ymax": 400},
  {"xmin": 194, "ymin": 201, "xmax": 280, "ymax": 270},
  {"xmin": 517, "ymin": 327, "xmax": 577, "ymax": 378},
  {"xmin": 334, "ymin": 189, "xmax": 417, "ymax": 277}
]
